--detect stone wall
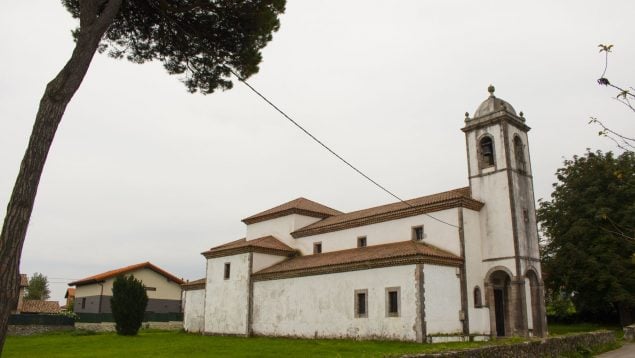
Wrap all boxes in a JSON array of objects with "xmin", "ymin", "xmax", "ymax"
[
  {"xmin": 404, "ymin": 331, "xmax": 615, "ymax": 358},
  {"xmin": 8, "ymin": 325, "xmax": 74, "ymax": 336},
  {"xmin": 75, "ymin": 321, "xmax": 183, "ymax": 332}
]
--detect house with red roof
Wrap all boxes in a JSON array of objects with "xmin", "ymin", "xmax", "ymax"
[
  {"xmin": 69, "ymin": 262, "xmax": 184, "ymax": 315},
  {"xmin": 183, "ymin": 88, "xmax": 547, "ymax": 342}
]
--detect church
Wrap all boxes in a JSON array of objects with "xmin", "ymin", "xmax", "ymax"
[{"xmin": 181, "ymin": 87, "xmax": 547, "ymax": 342}]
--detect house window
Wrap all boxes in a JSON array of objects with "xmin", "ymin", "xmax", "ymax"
[
  {"xmin": 386, "ymin": 287, "xmax": 400, "ymax": 317},
  {"xmin": 412, "ymin": 226, "xmax": 424, "ymax": 241},
  {"xmin": 474, "ymin": 286, "xmax": 483, "ymax": 308},
  {"xmin": 313, "ymin": 242, "xmax": 322, "ymax": 254},
  {"xmin": 513, "ymin": 135, "xmax": 526, "ymax": 173},
  {"xmin": 357, "ymin": 236, "xmax": 367, "ymax": 248},
  {"xmin": 354, "ymin": 289, "xmax": 368, "ymax": 318},
  {"xmin": 479, "ymin": 136, "xmax": 495, "ymax": 168},
  {"xmin": 144, "ymin": 287, "xmax": 157, "ymax": 291},
  {"xmin": 81, "ymin": 297, "xmax": 86, "ymax": 309},
  {"xmin": 223, "ymin": 263, "xmax": 231, "ymax": 280}
]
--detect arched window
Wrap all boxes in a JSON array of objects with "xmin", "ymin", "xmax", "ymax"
[
  {"xmin": 513, "ymin": 136, "xmax": 526, "ymax": 173},
  {"xmin": 479, "ymin": 136, "xmax": 495, "ymax": 168},
  {"xmin": 474, "ymin": 286, "xmax": 483, "ymax": 308}
]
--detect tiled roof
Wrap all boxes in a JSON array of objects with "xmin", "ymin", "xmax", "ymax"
[
  {"xmin": 21, "ymin": 300, "xmax": 60, "ymax": 314},
  {"xmin": 202, "ymin": 236, "xmax": 297, "ymax": 258},
  {"xmin": 242, "ymin": 197, "xmax": 342, "ymax": 225},
  {"xmin": 252, "ymin": 240, "xmax": 462, "ymax": 281},
  {"xmin": 292, "ymin": 187, "xmax": 483, "ymax": 238},
  {"xmin": 68, "ymin": 262, "xmax": 184, "ymax": 287},
  {"xmin": 19, "ymin": 274, "xmax": 28, "ymax": 287},
  {"xmin": 64, "ymin": 288, "xmax": 75, "ymax": 299},
  {"xmin": 182, "ymin": 278, "xmax": 206, "ymax": 291}
]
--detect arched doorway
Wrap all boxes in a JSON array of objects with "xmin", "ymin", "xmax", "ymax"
[
  {"xmin": 525, "ymin": 269, "xmax": 546, "ymax": 337},
  {"xmin": 486, "ymin": 268, "xmax": 513, "ymax": 337}
]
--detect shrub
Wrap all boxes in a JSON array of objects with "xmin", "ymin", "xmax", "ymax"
[{"xmin": 110, "ymin": 275, "xmax": 148, "ymax": 336}]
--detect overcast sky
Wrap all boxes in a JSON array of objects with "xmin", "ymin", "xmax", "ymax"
[{"xmin": 1, "ymin": 1, "xmax": 633, "ymax": 304}]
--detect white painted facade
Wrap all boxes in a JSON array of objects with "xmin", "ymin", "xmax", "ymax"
[
  {"xmin": 184, "ymin": 88, "xmax": 546, "ymax": 341},
  {"xmin": 183, "ymin": 288, "xmax": 205, "ymax": 332}
]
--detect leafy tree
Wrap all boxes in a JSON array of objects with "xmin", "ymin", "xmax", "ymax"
[
  {"xmin": 0, "ymin": 0, "xmax": 285, "ymax": 350},
  {"xmin": 110, "ymin": 275, "xmax": 148, "ymax": 336},
  {"xmin": 24, "ymin": 273, "xmax": 51, "ymax": 301},
  {"xmin": 538, "ymin": 150, "xmax": 635, "ymax": 326}
]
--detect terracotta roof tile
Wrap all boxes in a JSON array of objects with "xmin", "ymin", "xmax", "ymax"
[
  {"xmin": 182, "ymin": 278, "xmax": 206, "ymax": 290},
  {"xmin": 292, "ymin": 187, "xmax": 482, "ymax": 238},
  {"xmin": 202, "ymin": 236, "xmax": 297, "ymax": 258},
  {"xmin": 242, "ymin": 197, "xmax": 342, "ymax": 225},
  {"xmin": 19, "ymin": 274, "xmax": 28, "ymax": 287},
  {"xmin": 21, "ymin": 300, "xmax": 60, "ymax": 314},
  {"xmin": 68, "ymin": 262, "xmax": 184, "ymax": 287},
  {"xmin": 252, "ymin": 240, "xmax": 462, "ymax": 280}
]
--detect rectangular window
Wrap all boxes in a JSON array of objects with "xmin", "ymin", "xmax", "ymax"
[
  {"xmin": 81, "ymin": 297, "xmax": 86, "ymax": 309},
  {"xmin": 357, "ymin": 236, "xmax": 367, "ymax": 248},
  {"xmin": 412, "ymin": 226, "xmax": 424, "ymax": 241},
  {"xmin": 313, "ymin": 242, "xmax": 322, "ymax": 254},
  {"xmin": 144, "ymin": 287, "xmax": 157, "ymax": 291},
  {"xmin": 223, "ymin": 263, "xmax": 231, "ymax": 280},
  {"xmin": 386, "ymin": 287, "xmax": 400, "ymax": 317},
  {"xmin": 354, "ymin": 289, "xmax": 368, "ymax": 318}
]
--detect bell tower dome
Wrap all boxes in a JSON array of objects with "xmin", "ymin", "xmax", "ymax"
[{"xmin": 462, "ymin": 86, "xmax": 546, "ymax": 337}]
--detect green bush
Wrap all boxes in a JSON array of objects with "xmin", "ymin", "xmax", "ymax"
[{"xmin": 110, "ymin": 275, "xmax": 148, "ymax": 336}]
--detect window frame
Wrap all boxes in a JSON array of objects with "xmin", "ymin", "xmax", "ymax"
[
  {"xmin": 357, "ymin": 236, "xmax": 367, "ymax": 248},
  {"xmin": 513, "ymin": 135, "xmax": 526, "ymax": 173},
  {"xmin": 412, "ymin": 225, "xmax": 424, "ymax": 241},
  {"xmin": 385, "ymin": 287, "xmax": 401, "ymax": 317},
  {"xmin": 478, "ymin": 135, "xmax": 496, "ymax": 168},
  {"xmin": 313, "ymin": 242, "xmax": 322, "ymax": 254},
  {"xmin": 354, "ymin": 289, "xmax": 368, "ymax": 318},
  {"xmin": 474, "ymin": 286, "xmax": 483, "ymax": 308},
  {"xmin": 223, "ymin": 262, "xmax": 231, "ymax": 280}
]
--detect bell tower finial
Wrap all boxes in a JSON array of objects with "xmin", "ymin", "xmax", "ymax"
[{"xmin": 488, "ymin": 84, "xmax": 495, "ymax": 97}]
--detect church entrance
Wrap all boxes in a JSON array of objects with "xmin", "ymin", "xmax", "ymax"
[
  {"xmin": 487, "ymin": 268, "xmax": 512, "ymax": 337},
  {"xmin": 494, "ymin": 289, "xmax": 505, "ymax": 336}
]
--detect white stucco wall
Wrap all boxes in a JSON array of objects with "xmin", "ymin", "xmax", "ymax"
[
  {"xmin": 462, "ymin": 208, "xmax": 490, "ymax": 334},
  {"xmin": 252, "ymin": 265, "xmax": 419, "ymax": 341},
  {"xmin": 424, "ymin": 264, "xmax": 463, "ymax": 335},
  {"xmin": 204, "ymin": 253, "xmax": 250, "ymax": 335},
  {"xmin": 183, "ymin": 289, "xmax": 205, "ymax": 332},
  {"xmin": 246, "ymin": 214, "xmax": 322, "ymax": 247},
  {"xmin": 294, "ymin": 209, "xmax": 461, "ymax": 256},
  {"xmin": 252, "ymin": 252, "xmax": 288, "ymax": 273}
]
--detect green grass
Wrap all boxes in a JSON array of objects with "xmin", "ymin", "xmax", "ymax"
[
  {"xmin": 3, "ymin": 330, "xmax": 520, "ymax": 358},
  {"xmin": 548, "ymin": 323, "xmax": 623, "ymax": 337}
]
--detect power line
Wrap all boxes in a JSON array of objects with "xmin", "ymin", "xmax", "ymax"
[{"xmin": 229, "ymin": 70, "xmax": 459, "ymax": 229}]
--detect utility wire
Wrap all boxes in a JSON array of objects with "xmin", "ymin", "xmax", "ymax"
[{"xmin": 229, "ymin": 69, "xmax": 459, "ymax": 229}]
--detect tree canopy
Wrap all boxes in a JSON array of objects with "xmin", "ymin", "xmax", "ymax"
[
  {"xmin": 110, "ymin": 275, "xmax": 148, "ymax": 336},
  {"xmin": 538, "ymin": 150, "xmax": 635, "ymax": 326},
  {"xmin": 0, "ymin": 0, "xmax": 286, "ymax": 351},
  {"xmin": 24, "ymin": 273, "xmax": 51, "ymax": 301}
]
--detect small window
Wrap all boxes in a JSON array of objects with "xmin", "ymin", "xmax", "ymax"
[
  {"xmin": 474, "ymin": 286, "xmax": 482, "ymax": 308},
  {"xmin": 412, "ymin": 226, "xmax": 424, "ymax": 241},
  {"xmin": 313, "ymin": 242, "xmax": 322, "ymax": 254},
  {"xmin": 144, "ymin": 287, "xmax": 157, "ymax": 291},
  {"xmin": 479, "ymin": 136, "xmax": 495, "ymax": 168},
  {"xmin": 354, "ymin": 289, "xmax": 368, "ymax": 318},
  {"xmin": 386, "ymin": 287, "xmax": 400, "ymax": 317},
  {"xmin": 81, "ymin": 297, "xmax": 86, "ymax": 309},
  {"xmin": 223, "ymin": 263, "xmax": 231, "ymax": 280},
  {"xmin": 357, "ymin": 236, "xmax": 367, "ymax": 248}
]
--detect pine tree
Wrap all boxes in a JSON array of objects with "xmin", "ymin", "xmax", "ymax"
[{"xmin": 110, "ymin": 275, "xmax": 149, "ymax": 336}]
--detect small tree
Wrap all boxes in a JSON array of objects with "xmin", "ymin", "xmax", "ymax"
[
  {"xmin": 24, "ymin": 273, "xmax": 51, "ymax": 300},
  {"xmin": 110, "ymin": 275, "xmax": 148, "ymax": 336}
]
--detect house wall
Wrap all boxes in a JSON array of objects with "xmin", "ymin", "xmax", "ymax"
[
  {"xmin": 183, "ymin": 289, "xmax": 205, "ymax": 333},
  {"xmin": 204, "ymin": 253, "xmax": 250, "ymax": 335},
  {"xmin": 252, "ymin": 265, "xmax": 419, "ymax": 341},
  {"xmin": 423, "ymin": 264, "xmax": 463, "ymax": 335},
  {"xmin": 246, "ymin": 214, "xmax": 321, "ymax": 245},
  {"xmin": 252, "ymin": 252, "xmax": 288, "ymax": 273},
  {"xmin": 73, "ymin": 268, "xmax": 182, "ymax": 314},
  {"xmin": 294, "ymin": 209, "xmax": 461, "ymax": 256},
  {"xmin": 462, "ymin": 208, "xmax": 490, "ymax": 334}
]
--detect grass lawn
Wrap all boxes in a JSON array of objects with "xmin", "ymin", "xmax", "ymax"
[
  {"xmin": 4, "ymin": 330, "xmax": 523, "ymax": 358},
  {"xmin": 548, "ymin": 323, "xmax": 623, "ymax": 337}
]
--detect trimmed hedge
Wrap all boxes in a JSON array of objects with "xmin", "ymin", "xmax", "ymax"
[
  {"xmin": 76, "ymin": 312, "xmax": 182, "ymax": 323},
  {"xmin": 9, "ymin": 314, "xmax": 74, "ymax": 326}
]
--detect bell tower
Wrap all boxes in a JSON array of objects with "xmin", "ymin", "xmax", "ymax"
[{"xmin": 462, "ymin": 86, "xmax": 547, "ymax": 337}]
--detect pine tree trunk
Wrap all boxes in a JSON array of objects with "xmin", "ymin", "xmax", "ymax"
[{"xmin": 0, "ymin": 0, "xmax": 122, "ymax": 351}]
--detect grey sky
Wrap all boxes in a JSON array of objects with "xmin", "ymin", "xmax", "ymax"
[{"xmin": 1, "ymin": 1, "xmax": 633, "ymax": 304}]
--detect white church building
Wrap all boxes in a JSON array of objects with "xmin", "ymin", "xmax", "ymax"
[{"xmin": 182, "ymin": 87, "xmax": 547, "ymax": 342}]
